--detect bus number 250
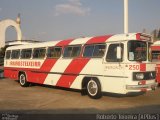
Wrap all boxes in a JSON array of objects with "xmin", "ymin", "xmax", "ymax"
[{"xmin": 129, "ymin": 65, "xmax": 139, "ymax": 70}]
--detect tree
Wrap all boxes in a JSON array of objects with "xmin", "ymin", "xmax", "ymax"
[
  {"xmin": 151, "ymin": 29, "xmax": 158, "ymax": 40},
  {"xmin": 0, "ymin": 46, "xmax": 7, "ymax": 57},
  {"xmin": 157, "ymin": 29, "xmax": 160, "ymax": 39}
]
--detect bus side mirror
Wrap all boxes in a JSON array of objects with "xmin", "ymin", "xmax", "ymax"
[{"xmin": 117, "ymin": 46, "xmax": 122, "ymax": 59}]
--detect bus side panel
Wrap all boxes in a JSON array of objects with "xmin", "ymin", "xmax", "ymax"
[
  {"xmin": 55, "ymin": 58, "xmax": 90, "ymax": 88},
  {"xmin": 43, "ymin": 74, "xmax": 62, "ymax": 86},
  {"xmin": 70, "ymin": 59, "xmax": 127, "ymax": 94},
  {"xmin": 100, "ymin": 77, "xmax": 126, "ymax": 94},
  {"xmin": 26, "ymin": 70, "xmax": 47, "ymax": 84},
  {"xmin": 26, "ymin": 70, "xmax": 37, "ymax": 83},
  {"xmin": 70, "ymin": 59, "xmax": 103, "ymax": 90},
  {"xmin": 26, "ymin": 59, "xmax": 72, "ymax": 87},
  {"xmin": 33, "ymin": 59, "xmax": 58, "ymax": 84},
  {"xmin": 70, "ymin": 75, "xmax": 84, "ymax": 89},
  {"xmin": 43, "ymin": 59, "xmax": 73, "ymax": 86},
  {"xmin": 4, "ymin": 69, "xmax": 11, "ymax": 78},
  {"xmin": 4, "ymin": 68, "xmax": 19, "ymax": 80}
]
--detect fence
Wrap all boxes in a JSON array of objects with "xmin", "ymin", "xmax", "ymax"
[
  {"xmin": 0, "ymin": 69, "xmax": 4, "ymax": 78},
  {"xmin": 0, "ymin": 57, "xmax": 4, "ymax": 78}
]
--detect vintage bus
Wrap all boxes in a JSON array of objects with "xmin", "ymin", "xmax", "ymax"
[
  {"xmin": 151, "ymin": 41, "xmax": 160, "ymax": 84},
  {"xmin": 4, "ymin": 33, "xmax": 157, "ymax": 99}
]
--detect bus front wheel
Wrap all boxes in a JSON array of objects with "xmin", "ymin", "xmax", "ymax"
[
  {"xmin": 87, "ymin": 78, "xmax": 102, "ymax": 99},
  {"xmin": 19, "ymin": 73, "xmax": 30, "ymax": 87}
]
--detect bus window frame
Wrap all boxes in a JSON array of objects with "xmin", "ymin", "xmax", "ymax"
[
  {"xmin": 127, "ymin": 40, "xmax": 147, "ymax": 61},
  {"xmin": 47, "ymin": 46, "xmax": 62, "ymax": 59},
  {"xmin": 106, "ymin": 43, "xmax": 124, "ymax": 62},
  {"xmin": 32, "ymin": 47, "xmax": 47, "ymax": 59},
  {"xmin": 63, "ymin": 45, "xmax": 81, "ymax": 58},
  {"xmin": 83, "ymin": 43, "xmax": 106, "ymax": 58},
  {"xmin": 21, "ymin": 48, "xmax": 33, "ymax": 59},
  {"xmin": 5, "ymin": 50, "xmax": 11, "ymax": 59},
  {"xmin": 11, "ymin": 49, "xmax": 20, "ymax": 59}
]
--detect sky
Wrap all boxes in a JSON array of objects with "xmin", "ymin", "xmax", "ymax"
[{"xmin": 0, "ymin": 0, "xmax": 160, "ymax": 42}]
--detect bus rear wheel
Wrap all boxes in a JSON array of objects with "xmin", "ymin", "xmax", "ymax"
[
  {"xmin": 19, "ymin": 73, "xmax": 30, "ymax": 87},
  {"xmin": 86, "ymin": 78, "xmax": 102, "ymax": 99}
]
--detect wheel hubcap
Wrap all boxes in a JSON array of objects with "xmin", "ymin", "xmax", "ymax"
[
  {"xmin": 87, "ymin": 80, "xmax": 98, "ymax": 96},
  {"xmin": 20, "ymin": 74, "xmax": 25, "ymax": 85}
]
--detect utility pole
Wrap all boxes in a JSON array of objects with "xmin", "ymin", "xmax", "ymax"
[{"xmin": 124, "ymin": 0, "xmax": 128, "ymax": 34}]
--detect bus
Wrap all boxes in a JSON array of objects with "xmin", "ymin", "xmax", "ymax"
[
  {"xmin": 4, "ymin": 33, "xmax": 157, "ymax": 99},
  {"xmin": 151, "ymin": 41, "xmax": 160, "ymax": 85}
]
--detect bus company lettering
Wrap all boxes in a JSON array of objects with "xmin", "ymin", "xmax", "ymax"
[
  {"xmin": 10, "ymin": 61, "xmax": 41, "ymax": 67},
  {"xmin": 105, "ymin": 65, "xmax": 124, "ymax": 70}
]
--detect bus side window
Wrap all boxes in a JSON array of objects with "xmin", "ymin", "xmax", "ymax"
[
  {"xmin": 83, "ymin": 44, "xmax": 106, "ymax": 58},
  {"xmin": 11, "ymin": 50, "xmax": 20, "ymax": 59},
  {"xmin": 106, "ymin": 44, "xmax": 123, "ymax": 62},
  {"xmin": 63, "ymin": 47, "xmax": 72, "ymax": 57},
  {"xmin": 21, "ymin": 49, "xmax": 32, "ymax": 59},
  {"xmin": 93, "ymin": 44, "xmax": 106, "ymax": 57},
  {"xmin": 63, "ymin": 46, "xmax": 81, "ymax": 58},
  {"xmin": 5, "ymin": 50, "xmax": 11, "ymax": 59},
  {"xmin": 83, "ymin": 45, "xmax": 94, "ymax": 57},
  {"xmin": 33, "ymin": 48, "xmax": 46, "ymax": 59},
  {"xmin": 71, "ymin": 46, "xmax": 81, "ymax": 57},
  {"xmin": 47, "ymin": 47, "xmax": 62, "ymax": 58}
]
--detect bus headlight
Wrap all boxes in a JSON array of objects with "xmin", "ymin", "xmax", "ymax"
[
  {"xmin": 133, "ymin": 71, "xmax": 156, "ymax": 81},
  {"xmin": 136, "ymin": 73, "xmax": 144, "ymax": 80}
]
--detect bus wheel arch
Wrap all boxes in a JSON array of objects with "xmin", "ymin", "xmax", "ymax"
[
  {"xmin": 18, "ymin": 71, "xmax": 30, "ymax": 87},
  {"xmin": 82, "ymin": 77, "xmax": 102, "ymax": 99}
]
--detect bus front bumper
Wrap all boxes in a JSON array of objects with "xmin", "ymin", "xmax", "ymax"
[{"xmin": 126, "ymin": 83, "xmax": 158, "ymax": 91}]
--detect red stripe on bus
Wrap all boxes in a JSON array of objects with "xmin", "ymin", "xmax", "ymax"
[
  {"xmin": 56, "ymin": 58, "xmax": 90, "ymax": 88},
  {"xmin": 140, "ymin": 63, "xmax": 146, "ymax": 72},
  {"xmin": 86, "ymin": 35, "xmax": 112, "ymax": 44},
  {"xmin": 55, "ymin": 39, "xmax": 73, "ymax": 46},
  {"xmin": 33, "ymin": 59, "xmax": 57, "ymax": 84},
  {"xmin": 136, "ymin": 33, "xmax": 141, "ymax": 40}
]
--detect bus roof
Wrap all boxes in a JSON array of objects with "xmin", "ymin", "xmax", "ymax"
[
  {"xmin": 151, "ymin": 41, "xmax": 160, "ymax": 51},
  {"xmin": 153, "ymin": 41, "xmax": 160, "ymax": 45},
  {"xmin": 6, "ymin": 33, "xmax": 152, "ymax": 50}
]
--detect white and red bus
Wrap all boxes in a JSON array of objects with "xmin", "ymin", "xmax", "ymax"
[
  {"xmin": 4, "ymin": 33, "xmax": 157, "ymax": 99},
  {"xmin": 151, "ymin": 41, "xmax": 160, "ymax": 84}
]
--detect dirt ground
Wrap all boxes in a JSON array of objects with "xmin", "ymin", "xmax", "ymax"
[{"xmin": 0, "ymin": 78, "xmax": 160, "ymax": 114}]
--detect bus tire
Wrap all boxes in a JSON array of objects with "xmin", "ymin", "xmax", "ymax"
[
  {"xmin": 19, "ymin": 73, "xmax": 30, "ymax": 87},
  {"xmin": 86, "ymin": 78, "xmax": 102, "ymax": 99}
]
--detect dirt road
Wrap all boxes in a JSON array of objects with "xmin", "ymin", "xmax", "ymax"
[{"xmin": 0, "ymin": 78, "xmax": 160, "ymax": 114}]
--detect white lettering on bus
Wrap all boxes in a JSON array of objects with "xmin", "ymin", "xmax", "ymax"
[{"xmin": 9, "ymin": 61, "xmax": 41, "ymax": 67}]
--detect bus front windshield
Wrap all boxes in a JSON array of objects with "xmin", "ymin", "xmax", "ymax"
[{"xmin": 128, "ymin": 41, "xmax": 147, "ymax": 61}]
